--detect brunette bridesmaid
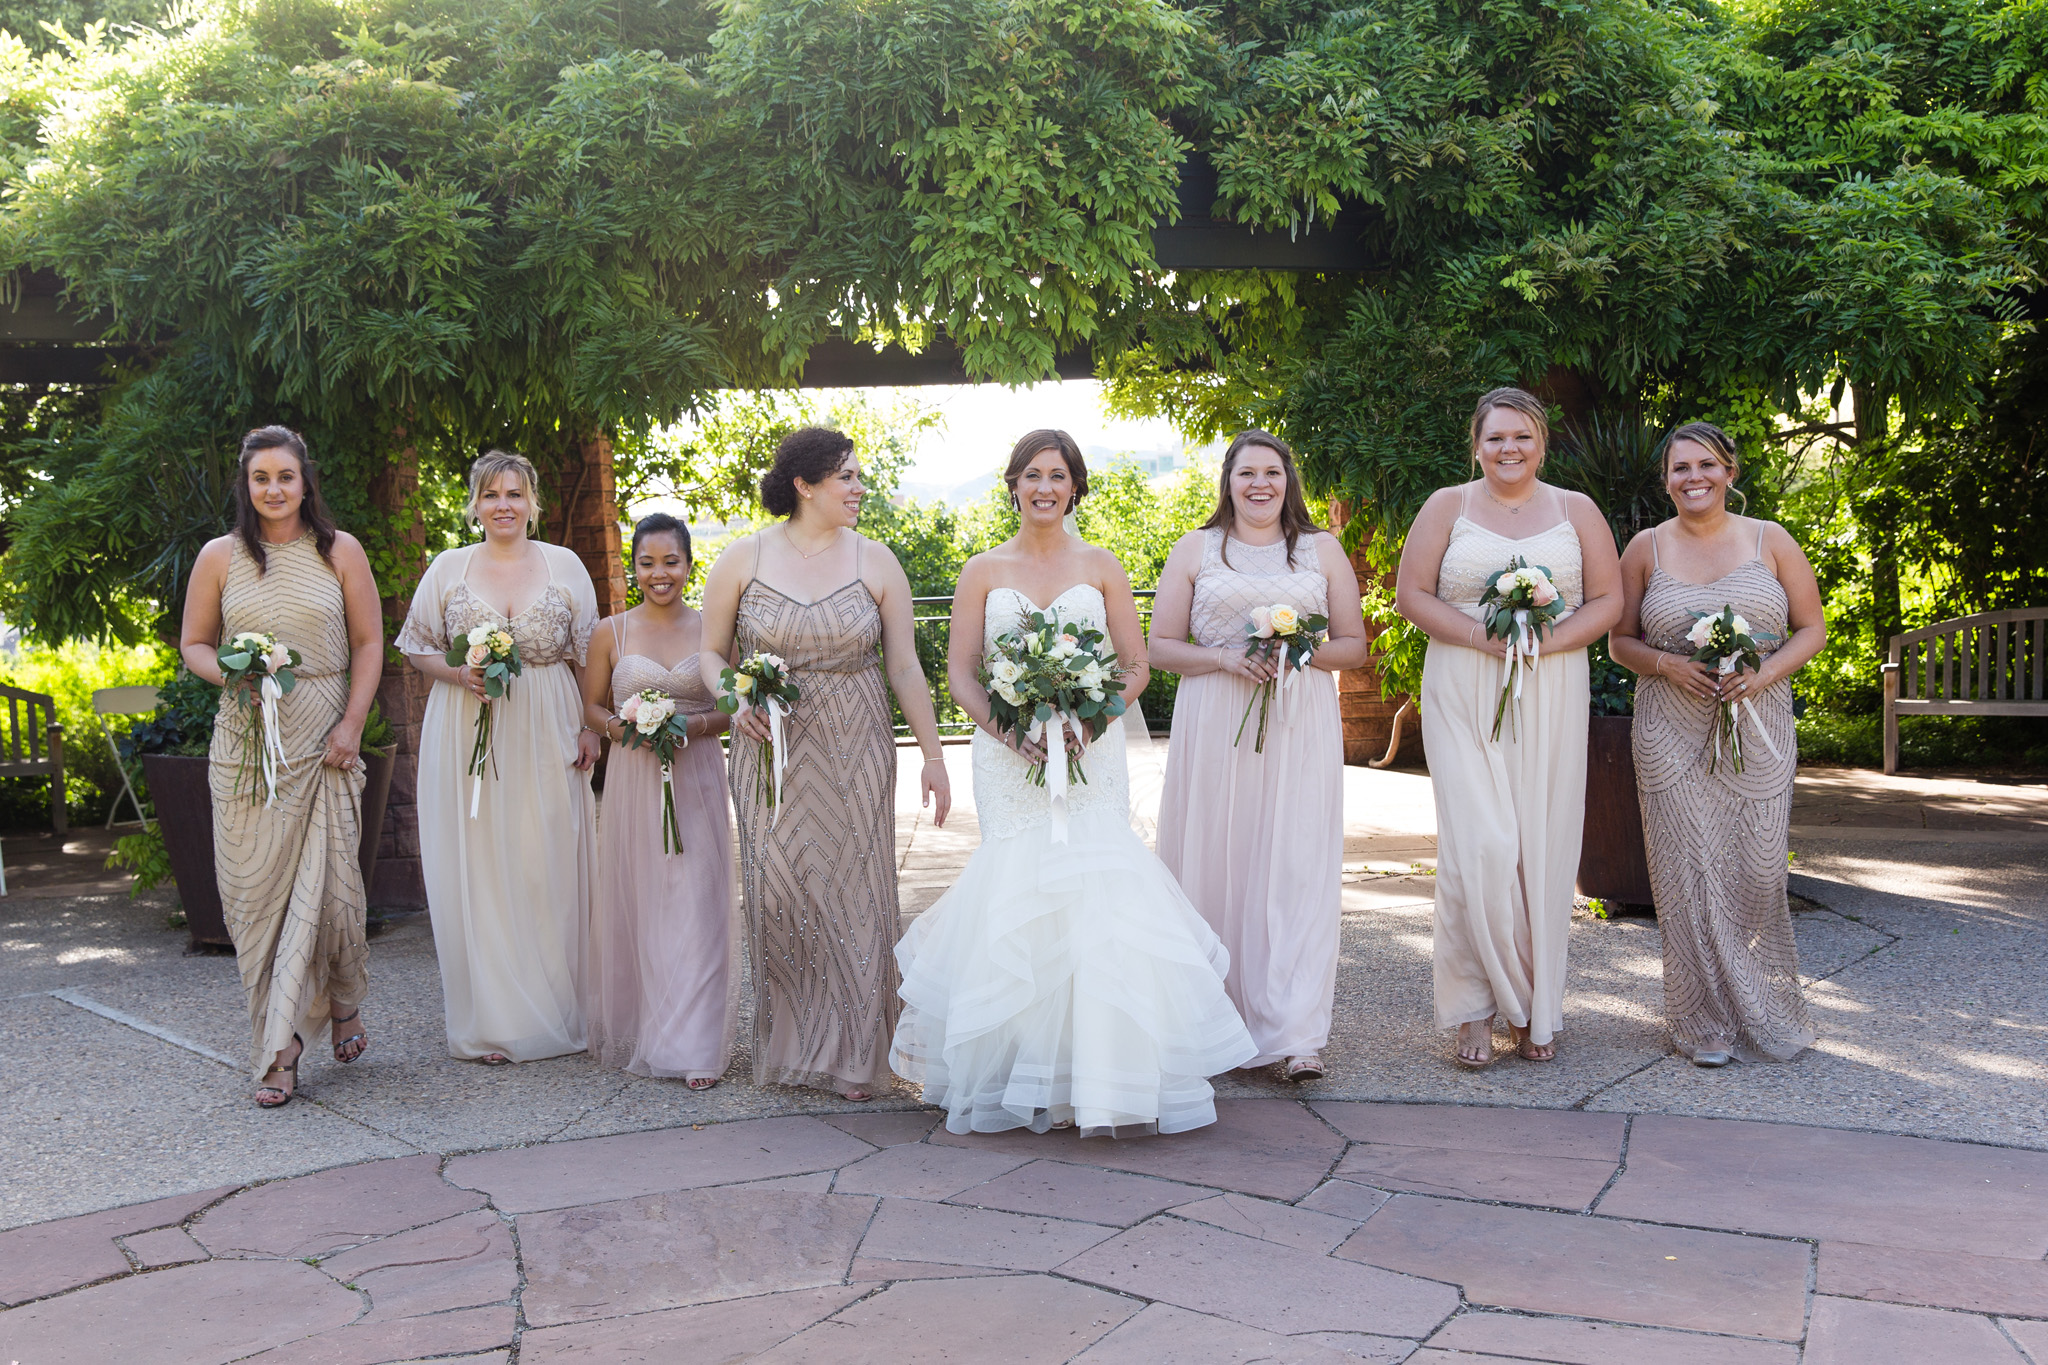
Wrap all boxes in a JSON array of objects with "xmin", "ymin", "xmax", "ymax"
[
  {"xmin": 698, "ymin": 426, "xmax": 952, "ymax": 1102},
  {"xmin": 1610, "ymin": 422, "xmax": 1824, "ymax": 1065},
  {"xmin": 582, "ymin": 514, "xmax": 737, "ymax": 1087},
  {"xmin": 1151, "ymin": 431, "xmax": 1368, "ymax": 1082},
  {"xmin": 1395, "ymin": 388, "xmax": 1622, "ymax": 1066},
  {"xmin": 179, "ymin": 426, "xmax": 384, "ymax": 1106}
]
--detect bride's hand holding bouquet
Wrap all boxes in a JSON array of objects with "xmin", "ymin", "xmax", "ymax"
[{"xmin": 981, "ymin": 609, "xmax": 1128, "ymax": 789}]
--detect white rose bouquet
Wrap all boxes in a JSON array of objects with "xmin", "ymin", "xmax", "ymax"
[
  {"xmin": 1685, "ymin": 605, "xmax": 1782, "ymax": 774},
  {"xmin": 218, "ymin": 630, "xmax": 301, "ymax": 805},
  {"xmin": 1477, "ymin": 556, "xmax": 1567, "ymax": 741},
  {"xmin": 716, "ymin": 652, "xmax": 800, "ymax": 822},
  {"xmin": 617, "ymin": 688, "xmax": 691, "ymax": 854},
  {"xmin": 444, "ymin": 624, "xmax": 523, "ymax": 817},
  {"xmin": 981, "ymin": 610, "xmax": 1129, "ymax": 842},
  {"xmin": 1234, "ymin": 601, "xmax": 1330, "ymax": 753}
]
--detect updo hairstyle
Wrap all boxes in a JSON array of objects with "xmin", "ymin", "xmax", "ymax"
[
  {"xmin": 630, "ymin": 511, "xmax": 693, "ymax": 566},
  {"xmin": 1469, "ymin": 387, "xmax": 1551, "ymax": 461},
  {"xmin": 1002, "ymin": 429, "xmax": 1088, "ymax": 513},
  {"xmin": 466, "ymin": 449, "xmax": 543, "ymax": 535},
  {"xmin": 761, "ymin": 427, "xmax": 857, "ymax": 518},
  {"xmin": 1665, "ymin": 420, "xmax": 1748, "ymax": 515}
]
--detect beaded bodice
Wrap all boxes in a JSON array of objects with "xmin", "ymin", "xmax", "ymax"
[{"xmin": 1188, "ymin": 530, "xmax": 1330, "ymax": 648}]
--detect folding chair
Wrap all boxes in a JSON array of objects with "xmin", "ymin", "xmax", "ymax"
[{"xmin": 94, "ymin": 685, "xmax": 159, "ymax": 830}]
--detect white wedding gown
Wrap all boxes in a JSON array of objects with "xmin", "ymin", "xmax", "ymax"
[{"xmin": 892, "ymin": 585, "xmax": 1258, "ymax": 1136}]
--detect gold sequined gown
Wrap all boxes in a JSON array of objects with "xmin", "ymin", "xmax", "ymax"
[
  {"xmin": 210, "ymin": 534, "xmax": 368, "ymax": 1080},
  {"xmin": 1633, "ymin": 530, "xmax": 1813, "ymax": 1062},
  {"xmin": 396, "ymin": 541, "xmax": 598, "ymax": 1062},
  {"xmin": 730, "ymin": 568, "xmax": 901, "ymax": 1094}
]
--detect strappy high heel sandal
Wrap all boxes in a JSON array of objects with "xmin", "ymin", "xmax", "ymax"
[
  {"xmin": 1508, "ymin": 1024, "xmax": 1555, "ymax": 1063},
  {"xmin": 255, "ymin": 1034, "xmax": 303, "ymax": 1109},
  {"xmin": 331, "ymin": 1010, "xmax": 367, "ymax": 1065},
  {"xmin": 1285, "ymin": 1056, "xmax": 1326, "ymax": 1083}
]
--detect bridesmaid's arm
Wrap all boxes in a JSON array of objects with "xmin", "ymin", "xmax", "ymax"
[
  {"xmin": 1145, "ymin": 533, "xmax": 1222, "ymax": 676},
  {"xmin": 1309, "ymin": 532, "xmax": 1370, "ymax": 672},
  {"xmin": 698, "ymin": 534, "xmax": 769, "ymax": 743},
  {"xmin": 581, "ymin": 621, "xmax": 622, "ymax": 744},
  {"xmin": 326, "ymin": 532, "xmax": 385, "ymax": 769},
  {"xmin": 177, "ymin": 537, "xmax": 235, "ymax": 686},
  {"xmin": 870, "ymin": 540, "xmax": 951, "ymax": 827},
  {"xmin": 1757, "ymin": 522, "xmax": 1827, "ymax": 688},
  {"xmin": 1394, "ymin": 487, "xmax": 1506, "ymax": 656},
  {"xmin": 1096, "ymin": 549, "xmax": 1151, "ymax": 708},
  {"xmin": 1544, "ymin": 491, "xmax": 1624, "ymax": 654}
]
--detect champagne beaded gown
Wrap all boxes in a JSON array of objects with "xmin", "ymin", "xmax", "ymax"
[
  {"xmin": 1156, "ymin": 530, "xmax": 1344, "ymax": 1065},
  {"xmin": 397, "ymin": 541, "xmax": 597, "ymax": 1062},
  {"xmin": 1421, "ymin": 495, "xmax": 1589, "ymax": 1046},
  {"xmin": 1633, "ymin": 527, "xmax": 1814, "ymax": 1062},
  {"xmin": 730, "ymin": 546, "xmax": 901, "ymax": 1094},
  {"xmin": 211, "ymin": 534, "xmax": 368, "ymax": 1079},
  {"xmin": 587, "ymin": 616, "xmax": 738, "ymax": 1080}
]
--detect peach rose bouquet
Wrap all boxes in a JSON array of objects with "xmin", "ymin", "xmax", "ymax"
[
  {"xmin": 444, "ymin": 623, "xmax": 523, "ymax": 817},
  {"xmin": 617, "ymin": 688, "xmax": 691, "ymax": 854},
  {"xmin": 1477, "ymin": 556, "xmax": 1566, "ymax": 741},
  {"xmin": 1234, "ymin": 602, "xmax": 1330, "ymax": 752},
  {"xmin": 218, "ymin": 630, "xmax": 301, "ymax": 805}
]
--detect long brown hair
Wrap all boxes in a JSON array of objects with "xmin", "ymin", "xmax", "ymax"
[
  {"xmin": 234, "ymin": 425, "xmax": 337, "ymax": 573},
  {"xmin": 1202, "ymin": 430, "xmax": 1317, "ymax": 568}
]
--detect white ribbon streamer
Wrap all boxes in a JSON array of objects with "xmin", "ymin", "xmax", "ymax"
[
  {"xmin": 661, "ymin": 760, "xmax": 677, "ymax": 853},
  {"xmin": 1028, "ymin": 710, "xmax": 1073, "ymax": 844},
  {"xmin": 257, "ymin": 673, "xmax": 286, "ymax": 807},
  {"xmin": 765, "ymin": 695, "xmax": 790, "ymax": 829},
  {"xmin": 1741, "ymin": 697, "xmax": 1783, "ymax": 761}
]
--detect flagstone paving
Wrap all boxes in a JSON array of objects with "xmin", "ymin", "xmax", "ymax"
[{"xmin": 6, "ymin": 1098, "xmax": 2048, "ymax": 1364}]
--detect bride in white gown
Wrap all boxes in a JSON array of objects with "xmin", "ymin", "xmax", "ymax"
[{"xmin": 892, "ymin": 430, "xmax": 1257, "ymax": 1136}]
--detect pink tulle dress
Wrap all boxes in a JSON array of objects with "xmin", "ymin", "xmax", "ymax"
[{"xmin": 586, "ymin": 617, "xmax": 739, "ymax": 1082}]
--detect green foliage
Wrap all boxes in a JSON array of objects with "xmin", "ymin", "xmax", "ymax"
[
  {"xmin": 105, "ymin": 820, "xmax": 171, "ymax": 895},
  {"xmin": 0, "ymin": 636, "xmax": 173, "ymax": 827},
  {"xmin": 1796, "ymin": 711, "xmax": 2048, "ymax": 770}
]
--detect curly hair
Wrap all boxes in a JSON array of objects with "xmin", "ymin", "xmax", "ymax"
[{"xmin": 761, "ymin": 427, "xmax": 857, "ymax": 518}]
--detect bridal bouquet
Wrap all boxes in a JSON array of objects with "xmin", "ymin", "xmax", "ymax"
[
  {"xmin": 1686, "ymin": 606, "xmax": 1782, "ymax": 775},
  {"xmin": 1233, "ymin": 602, "xmax": 1330, "ymax": 753},
  {"xmin": 717, "ymin": 652, "xmax": 800, "ymax": 822},
  {"xmin": 218, "ymin": 630, "xmax": 300, "ymax": 805},
  {"xmin": 982, "ymin": 609, "xmax": 1129, "ymax": 792},
  {"xmin": 1478, "ymin": 557, "xmax": 1566, "ymax": 742},
  {"xmin": 617, "ymin": 688, "xmax": 690, "ymax": 854},
  {"xmin": 445, "ymin": 624, "xmax": 523, "ymax": 817}
]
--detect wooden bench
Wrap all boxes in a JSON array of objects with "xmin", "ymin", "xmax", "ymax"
[
  {"xmin": 0, "ymin": 683, "xmax": 65, "ymax": 830},
  {"xmin": 1882, "ymin": 608, "xmax": 2048, "ymax": 775}
]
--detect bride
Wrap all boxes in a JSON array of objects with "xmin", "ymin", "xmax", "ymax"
[{"xmin": 891, "ymin": 430, "xmax": 1257, "ymax": 1136}]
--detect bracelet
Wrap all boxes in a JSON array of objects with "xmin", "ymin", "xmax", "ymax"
[
  {"xmin": 1467, "ymin": 621, "xmax": 1480, "ymax": 647},
  {"xmin": 1654, "ymin": 653, "xmax": 1667, "ymax": 676},
  {"xmin": 580, "ymin": 722, "xmax": 604, "ymax": 736},
  {"xmin": 922, "ymin": 752, "xmax": 944, "ymax": 764}
]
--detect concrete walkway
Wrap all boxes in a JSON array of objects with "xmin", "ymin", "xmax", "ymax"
[{"xmin": 4, "ymin": 759, "xmax": 2046, "ymax": 1361}]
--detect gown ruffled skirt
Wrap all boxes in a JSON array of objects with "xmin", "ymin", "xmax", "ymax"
[{"xmin": 893, "ymin": 708, "xmax": 1258, "ymax": 1137}]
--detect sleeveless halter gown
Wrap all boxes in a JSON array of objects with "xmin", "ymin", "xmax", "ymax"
[
  {"xmin": 587, "ymin": 616, "xmax": 739, "ymax": 1080},
  {"xmin": 1421, "ymin": 501, "xmax": 1589, "ymax": 1046},
  {"xmin": 1634, "ymin": 527, "xmax": 1813, "ymax": 1062},
  {"xmin": 211, "ymin": 533, "xmax": 368, "ymax": 1079},
  {"xmin": 1156, "ymin": 529, "xmax": 1344, "ymax": 1064},
  {"xmin": 730, "ymin": 557, "xmax": 901, "ymax": 1094},
  {"xmin": 892, "ymin": 584, "xmax": 1257, "ymax": 1136},
  {"xmin": 396, "ymin": 540, "xmax": 597, "ymax": 1062}
]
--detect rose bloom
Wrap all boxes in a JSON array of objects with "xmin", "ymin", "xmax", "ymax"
[
  {"xmin": 1730, "ymin": 614, "xmax": 1751, "ymax": 636},
  {"xmin": 468, "ymin": 625, "xmax": 493, "ymax": 647},
  {"xmin": 1248, "ymin": 606, "xmax": 1273, "ymax": 638},
  {"xmin": 265, "ymin": 647, "xmax": 292, "ymax": 672},
  {"xmin": 620, "ymin": 694, "xmax": 642, "ymax": 723},
  {"xmin": 1269, "ymin": 604, "xmax": 1299, "ymax": 634},
  {"xmin": 465, "ymin": 642, "xmax": 491, "ymax": 667},
  {"xmin": 636, "ymin": 712, "xmax": 664, "ymax": 735},
  {"xmin": 733, "ymin": 673, "xmax": 755, "ymax": 694},
  {"xmin": 1530, "ymin": 578, "xmax": 1558, "ymax": 607},
  {"xmin": 490, "ymin": 631, "xmax": 513, "ymax": 654},
  {"xmin": 1687, "ymin": 617, "xmax": 1715, "ymax": 648}
]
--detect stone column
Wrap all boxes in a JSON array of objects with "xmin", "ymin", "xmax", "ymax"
[
  {"xmin": 1329, "ymin": 500, "xmax": 1421, "ymax": 768},
  {"xmin": 544, "ymin": 429, "xmax": 627, "ymax": 619},
  {"xmin": 369, "ymin": 443, "xmax": 429, "ymax": 909}
]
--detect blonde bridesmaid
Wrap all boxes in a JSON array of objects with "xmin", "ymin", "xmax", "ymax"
[
  {"xmin": 179, "ymin": 426, "xmax": 385, "ymax": 1107},
  {"xmin": 581, "ymin": 514, "xmax": 737, "ymax": 1087},
  {"xmin": 1151, "ymin": 431, "xmax": 1368, "ymax": 1082},
  {"xmin": 398, "ymin": 451, "xmax": 600, "ymax": 1064},
  {"xmin": 1395, "ymin": 389, "xmax": 1622, "ymax": 1066},
  {"xmin": 1610, "ymin": 422, "xmax": 1824, "ymax": 1066}
]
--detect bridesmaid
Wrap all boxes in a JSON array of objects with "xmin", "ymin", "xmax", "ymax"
[
  {"xmin": 1395, "ymin": 388, "xmax": 1622, "ymax": 1066},
  {"xmin": 1151, "ymin": 430, "xmax": 1368, "ymax": 1082},
  {"xmin": 699, "ymin": 426, "xmax": 952, "ymax": 1102},
  {"xmin": 398, "ymin": 450, "xmax": 600, "ymax": 1064},
  {"xmin": 581, "ymin": 513, "xmax": 736, "ymax": 1088},
  {"xmin": 1610, "ymin": 422, "xmax": 1825, "ymax": 1066},
  {"xmin": 179, "ymin": 426, "xmax": 384, "ymax": 1107}
]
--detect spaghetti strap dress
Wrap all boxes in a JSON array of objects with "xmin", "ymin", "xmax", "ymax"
[
  {"xmin": 587, "ymin": 616, "xmax": 739, "ymax": 1080},
  {"xmin": 1420, "ymin": 490, "xmax": 1589, "ymax": 1046},
  {"xmin": 1155, "ymin": 528, "xmax": 1344, "ymax": 1064},
  {"xmin": 1633, "ymin": 526, "xmax": 1813, "ymax": 1062},
  {"xmin": 730, "ymin": 539, "xmax": 902, "ymax": 1094},
  {"xmin": 396, "ymin": 540, "xmax": 597, "ymax": 1062},
  {"xmin": 210, "ymin": 533, "xmax": 369, "ymax": 1079}
]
